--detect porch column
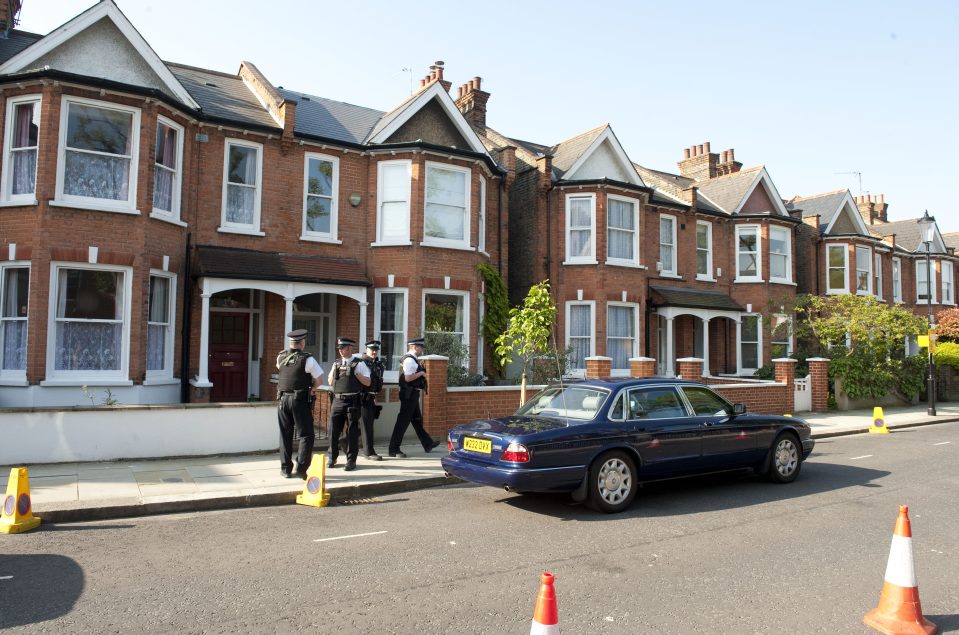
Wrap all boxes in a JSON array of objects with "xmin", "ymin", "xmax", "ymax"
[
  {"xmin": 359, "ymin": 301, "xmax": 368, "ymax": 344},
  {"xmin": 284, "ymin": 296, "xmax": 294, "ymax": 337},
  {"xmin": 665, "ymin": 317, "xmax": 675, "ymax": 377},
  {"xmin": 194, "ymin": 291, "xmax": 212, "ymax": 386},
  {"xmin": 701, "ymin": 317, "xmax": 711, "ymax": 377}
]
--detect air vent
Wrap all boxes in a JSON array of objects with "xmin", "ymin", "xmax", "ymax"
[
  {"xmin": 204, "ymin": 81, "xmax": 218, "ymax": 88},
  {"xmin": 301, "ymin": 96, "xmax": 311, "ymax": 101}
]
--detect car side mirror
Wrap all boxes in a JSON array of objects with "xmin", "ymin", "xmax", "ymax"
[{"xmin": 732, "ymin": 403, "xmax": 747, "ymax": 415}]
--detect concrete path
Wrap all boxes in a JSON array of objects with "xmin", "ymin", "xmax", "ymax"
[{"xmin": 5, "ymin": 403, "xmax": 959, "ymax": 524}]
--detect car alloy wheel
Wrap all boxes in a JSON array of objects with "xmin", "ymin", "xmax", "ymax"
[
  {"xmin": 588, "ymin": 451, "xmax": 637, "ymax": 513},
  {"xmin": 768, "ymin": 434, "xmax": 801, "ymax": 483}
]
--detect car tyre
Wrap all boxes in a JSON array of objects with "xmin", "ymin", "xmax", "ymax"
[
  {"xmin": 767, "ymin": 433, "xmax": 801, "ymax": 483},
  {"xmin": 587, "ymin": 451, "xmax": 637, "ymax": 513}
]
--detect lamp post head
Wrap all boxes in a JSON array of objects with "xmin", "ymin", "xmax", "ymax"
[{"xmin": 918, "ymin": 209, "xmax": 936, "ymax": 245}]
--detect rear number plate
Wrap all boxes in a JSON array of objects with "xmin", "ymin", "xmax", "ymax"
[{"xmin": 463, "ymin": 437, "xmax": 492, "ymax": 453}]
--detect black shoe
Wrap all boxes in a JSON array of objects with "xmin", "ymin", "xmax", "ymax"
[
  {"xmin": 344, "ymin": 460, "xmax": 356, "ymax": 472},
  {"xmin": 365, "ymin": 453, "xmax": 383, "ymax": 461},
  {"xmin": 327, "ymin": 458, "xmax": 337, "ymax": 468},
  {"xmin": 281, "ymin": 469, "xmax": 293, "ymax": 478},
  {"xmin": 425, "ymin": 440, "xmax": 441, "ymax": 453},
  {"xmin": 388, "ymin": 450, "xmax": 407, "ymax": 458},
  {"xmin": 295, "ymin": 470, "xmax": 308, "ymax": 480}
]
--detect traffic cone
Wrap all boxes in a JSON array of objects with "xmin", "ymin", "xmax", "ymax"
[
  {"xmin": 0, "ymin": 467, "xmax": 41, "ymax": 534},
  {"xmin": 863, "ymin": 506, "xmax": 937, "ymax": 635},
  {"xmin": 296, "ymin": 454, "xmax": 331, "ymax": 508},
  {"xmin": 870, "ymin": 406, "xmax": 890, "ymax": 434},
  {"xmin": 530, "ymin": 572, "xmax": 559, "ymax": 634}
]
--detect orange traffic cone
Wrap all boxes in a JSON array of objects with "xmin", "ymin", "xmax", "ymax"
[
  {"xmin": 530, "ymin": 572, "xmax": 559, "ymax": 634},
  {"xmin": 863, "ymin": 506, "xmax": 937, "ymax": 635}
]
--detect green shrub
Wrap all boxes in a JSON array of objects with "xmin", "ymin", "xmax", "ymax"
[
  {"xmin": 424, "ymin": 330, "xmax": 485, "ymax": 386},
  {"xmin": 934, "ymin": 341, "xmax": 959, "ymax": 370}
]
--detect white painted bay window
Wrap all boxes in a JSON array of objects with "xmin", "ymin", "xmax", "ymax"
[
  {"xmin": 738, "ymin": 314, "xmax": 761, "ymax": 374},
  {"xmin": 826, "ymin": 244, "xmax": 848, "ymax": 293},
  {"xmin": 146, "ymin": 273, "xmax": 175, "ymax": 378},
  {"xmin": 770, "ymin": 314, "xmax": 792, "ymax": 359},
  {"xmin": 892, "ymin": 257, "xmax": 902, "ymax": 302},
  {"xmin": 565, "ymin": 194, "xmax": 596, "ymax": 264},
  {"xmin": 874, "ymin": 253, "xmax": 883, "ymax": 299},
  {"xmin": 855, "ymin": 246, "xmax": 872, "ymax": 295},
  {"xmin": 606, "ymin": 195, "xmax": 639, "ymax": 265},
  {"xmin": 696, "ymin": 221, "xmax": 712, "ymax": 279},
  {"xmin": 478, "ymin": 176, "xmax": 487, "ymax": 253},
  {"xmin": 607, "ymin": 303, "xmax": 637, "ymax": 370},
  {"xmin": 917, "ymin": 261, "xmax": 936, "ymax": 304},
  {"xmin": 659, "ymin": 215, "xmax": 677, "ymax": 274},
  {"xmin": 152, "ymin": 117, "xmax": 183, "ymax": 220},
  {"xmin": 424, "ymin": 162, "xmax": 470, "ymax": 248},
  {"xmin": 220, "ymin": 139, "xmax": 263, "ymax": 233},
  {"xmin": 0, "ymin": 265, "xmax": 28, "ymax": 375},
  {"xmin": 375, "ymin": 289, "xmax": 407, "ymax": 372},
  {"xmin": 302, "ymin": 153, "xmax": 339, "ymax": 241},
  {"xmin": 769, "ymin": 226, "xmax": 791, "ymax": 283},
  {"xmin": 735, "ymin": 225, "xmax": 761, "ymax": 281},
  {"xmin": 566, "ymin": 301, "xmax": 594, "ymax": 370},
  {"xmin": 376, "ymin": 160, "xmax": 411, "ymax": 244},
  {"xmin": 424, "ymin": 291, "xmax": 468, "ymax": 349},
  {"xmin": 2, "ymin": 95, "xmax": 40, "ymax": 202},
  {"xmin": 942, "ymin": 262, "xmax": 954, "ymax": 305}
]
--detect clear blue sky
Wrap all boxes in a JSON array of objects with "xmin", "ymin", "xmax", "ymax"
[{"xmin": 22, "ymin": 1, "xmax": 959, "ymax": 233}]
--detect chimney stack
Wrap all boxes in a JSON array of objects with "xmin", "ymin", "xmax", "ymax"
[
  {"xmin": 678, "ymin": 140, "xmax": 738, "ymax": 181},
  {"xmin": 855, "ymin": 192, "xmax": 889, "ymax": 225},
  {"xmin": 454, "ymin": 73, "xmax": 490, "ymax": 131}
]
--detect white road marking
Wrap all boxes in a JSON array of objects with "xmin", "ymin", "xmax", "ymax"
[
  {"xmin": 933, "ymin": 442, "xmax": 951, "ymax": 446},
  {"xmin": 0, "ymin": 576, "xmax": 12, "ymax": 580},
  {"xmin": 850, "ymin": 455, "xmax": 873, "ymax": 460},
  {"xmin": 313, "ymin": 530, "xmax": 387, "ymax": 543}
]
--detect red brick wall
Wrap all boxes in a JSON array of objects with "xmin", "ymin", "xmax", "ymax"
[{"xmin": 712, "ymin": 383, "xmax": 792, "ymax": 415}]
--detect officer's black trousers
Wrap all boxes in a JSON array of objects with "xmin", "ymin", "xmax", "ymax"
[
  {"xmin": 277, "ymin": 393, "xmax": 315, "ymax": 473},
  {"xmin": 359, "ymin": 397, "xmax": 378, "ymax": 456},
  {"xmin": 328, "ymin": 397, "xmax": 361, "ymax": 462},
  {"xmin": 389, "ymin": 389, "xmax": 435, "ymax": 452}
]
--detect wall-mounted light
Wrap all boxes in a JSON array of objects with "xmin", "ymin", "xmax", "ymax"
[{"xmin": 349, "ymin": 194, "xmax": 362, "ymax": 207}]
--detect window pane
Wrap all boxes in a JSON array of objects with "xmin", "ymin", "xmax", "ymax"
[
  {"xmin": 228, "ymin": 145, "xmax": 257, "ymax": 185},
  {"xmin": 828, "ymin": 246, "xmax": 845, "ymax": 267},
  {"xmin": 682, "ymin": 386, "xmax": 730, "ymax": 416},
  {"xmin": 147, "ymin": 324, "xmax": 166, "ymax": 371},
  {"xmin": 425, "ymin": 294, "xmax": 463, "ymax": 334},
  {"xmin": 64, "ymin": 151, "xmax": 130, "ymax": 200},
  {"xmin": 607, "ymin": 305, "xmax": 634, "ymax": 368},
  {"xmin": 307, "ymin": 158, "xmax": 333, "ymax": 196},
  {"xmin": 149, "ymin": 277, "xmax": 169, "ymax": 323},
  {"xmin": 425, "ymin": 167, "xmax": 466, "ymax": 241},
  {"xmin": 155, "ymin": 123, "xmax": 177, "ymax": 170},
  {"xmin": 66, "ymin": 104, "xmax": 132, "ymax": 155},
  {"xmin": 608, "ymin": 199, "xmax": 634, "ymax": 230},
  {"xmin": 381, "ymin": 164, "xmax": 409, "ymax": 201},
  {"xmin": 741, "ymin": 316, "xmax": 758, "ymax": 341},
  {"xmin": 570, "ymin": 198, "xmax": 591, "ymax": 227},
  {"xmin": 226, "ymin": 184, "xmax": 254, "ymax": 224},
  {"xmin": 306, "ymin": 196, "xmax": 331, "ymax": 233},
  {"xmin": 55, "ymin": 322, "xmax": 122, "ymax": 371},
  {"xmin": 1, "ymin": 320, "xmax": 26, "ymax": 370},
  {"xmin": 58, "ymin": 270, "xmax": 122, "ymax": 320},
  {"xmin": 2, "ymin": 268, "xmax": 28, "ymax": 317}
]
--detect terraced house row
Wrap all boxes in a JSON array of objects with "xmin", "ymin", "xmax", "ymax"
[{"xmin": 0, "ymin": 1, "xmax": 954, "ymax": 407}]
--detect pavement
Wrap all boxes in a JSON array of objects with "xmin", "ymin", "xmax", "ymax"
[{"xmin": 6, "ymin": 403, "xmax": 959, "ymax": 524}]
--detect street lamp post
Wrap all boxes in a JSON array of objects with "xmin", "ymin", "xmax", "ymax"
[{"xmin": 918, "ymin": 210, "xmax": 937, "ymax": 416}]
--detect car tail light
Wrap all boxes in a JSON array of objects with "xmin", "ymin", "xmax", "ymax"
[
  {"xmin": 501, "ymin": 442, "xmax": 529, "ymax": 463},
  {"xmin": 447, "ymin": 434, "xmax": 454, "ymax": 452}
]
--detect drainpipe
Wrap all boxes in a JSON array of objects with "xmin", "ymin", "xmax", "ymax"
[
  {"xmin": 544, "ymin": 184, "xmax": 554, "ymax": 281},
  {"xmin": 180, "ymin": 233, "xmax": 193, "ymax": 403},
  {"xmin": 498, "ymin": 178, "xmax": 504, "ymax": 274}
]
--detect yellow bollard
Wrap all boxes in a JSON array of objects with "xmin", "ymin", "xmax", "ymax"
[
  {"xmin": 296, "ymin": 454, "xmax": 331, "ymax": 508},
  {"xmin": 869, "ymin": 406, "xmax": 890, "ymax": 434},
  {"xmin": 0, "ymin": 467, "xmax": 41, "ymax": 534}
]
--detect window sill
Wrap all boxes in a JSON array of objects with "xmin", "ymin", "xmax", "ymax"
[
  {"xmin": 478, "ymin": 250, "xmax": 490, "ymax": 258},
  {"xmin": 40, "ymin": 379, "xmax": 134, "ymax": 387},
  {"xmin": 826, "ymin": 289, "xmax": 849, "ymax": 295},
  {"xmin": 657, "ymin": 273, "xmax": 683, "ymax": 280},
  {"xmin": 150, "ymin": 211, "xmax": 188, "ymax": 227},
  {"xmin": 0, "ymin": 377, "xmax": 28, "ymax": 386},
  {"xmin": 563, "ymin": 259, "xmax": 599, "ymax": 266},
  {"xmin": 142, "ymin": 377, "xmax": 180, "ymax": 386},
  {"xmin": 0, "ymin": 199, "xmax": 38, "ymax": 208},
  {"xmin": 50, "ymin": 199, "xmax": 140, "ymax": 215},
  {"xmin": 420, "ymin": 241, "xmax": 475, "ymax": 252},
  {"xmin": 733, "ymin": 278, "xmax": 765, "ymax": 284},
  {"xmin": 605, "ymin": 260, "xmax": 645, "ymax": 269},
  {"xmin": 190, "ymin": 378, "xmax": 213, "ymax": 388},
  {"xmin": 217, "ymin": 226, "xmax": 265, "ymax": 237},
  {"xmin": 696, "ymin": 276, "xmax": 717, "ymax": 282},
  {"xmin": 300, "ymin": 235, "xmax": 343, "ymax": 244},
  {"xmin": 370, "ymin": 240, "xmax": 413, "ymax": 248},
  {"xmin": 770, "ymin": 280, "xmax": 796, "ymax": 286}
]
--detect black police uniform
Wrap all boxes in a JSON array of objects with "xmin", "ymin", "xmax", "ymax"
[
  {"xmin": 276, "ymin": 333, "xmax": 317, "ymax": 478},
  {"xmin": 388, "ymin": 343, "xmax": 438, "ymax": 456},
  {"xmin": 328, "ymin": 343, "xmax": 363, "ymax": 470},
  {"xmin": 359, "ymin": 344, "xmax": 385, "ymax": 459}
]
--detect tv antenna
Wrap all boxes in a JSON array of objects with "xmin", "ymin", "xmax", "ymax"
[
  {"xmin": 401, "ymin": 67, "xmax": 413, "ymax": 94},
  {"xmin": 835, "ymin": 171, "xmax": 863, "ymax": 195}
]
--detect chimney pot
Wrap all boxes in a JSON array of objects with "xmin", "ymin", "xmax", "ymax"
[
  {"xmin": 420, "ymin": 78, "xmax": 426, "ymax": 88},
  {"xmin": 697, "ymin": 144, "xmax": 704, "ymax": 155},
  {"xmin": 472, "ymin": 76, "xmax": 482, "ymax": 91},
  {"xmin": 692, "ymin": 145, "xmax": 698, "ymax": 157},
  {"xmin": 684, "ymin": 148, "xmax": 691, "ymax": 159},
  {"xmin": 879, "ymin": 194, "xmax": 885, "ymax": 205},
  {"xmin": 729, "ymin": 148, "xmax": 735, "ymax": 162},
  {"xmin": 704, "ymin": 141, "xmax": 711, "ymax": 154},
  {"xmin": 721, "ymin": 150, "xmax": 728, "ymax": 162}
]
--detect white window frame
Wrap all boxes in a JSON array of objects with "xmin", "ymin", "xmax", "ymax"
[
  {"xmin": 768, "ymin": 225, "xmax": 792, "ymax": 284},
  {"xmin": 605, "ymin": 194, "xmax": 640, "ymax": 267},
  {"xmin": 564, "ymin": 193, "xmax": 597, "ymax": 264},
  {"xmin": 874, "ymin": 253, "xmax": 884, "ymax": 300},
  {"xmin": 422, "ymin": 289, "xmax": 470, "ymax": 360},
  {"xmin": 478, "ymin": 175, "xmax": 487, "ymax": 254},
  {"xmin": 735, "ymin": 225, "xmax": 762, "ymax": 282},
  {"xmin": 565, "ymin": 300, "xmax": 595, "ymax": 373},
  {"xmin": 916, "ymin": 260, "xmax": 937, "ymax": 304},
  {"xmin": 151, "ymin": 115, "xmax": 184, "ymax": 222},
  {"xmin": 855, "ymin": 246, "xmax": 873, "ymax": 295},
  {"xmin": 477, "ymin": 293, "xmax": 485, "ymax": 376},
  {"xmin": 300, "ymin": 152, "xmax": 340, "ymax": 243},
  {"xmin": 374, "ymin": 288, "xmax": 409, "ymax": 383},
  {"xmin": 659, "ymin": 214, "xmax": 677, "ymax": 275},
  {"xmin": 423, "ymin": 161, "xmax": 471, "ymax": 249},
  {"xmin": 146, "ymin": 271, "xmax": 176, "ymax": 380},
  {"xmin": 45, "ymin": 262, "xmax": 132, "ymax": 383},
  {"xmin": 219, "ymin": 138, "xmax": 264, "ymax": 235},
  {"xmin": 892, "ymin": 257, "xmax": 902, "ymax": 303},
  {"xmin": 943, "ymin": 261, "xmax": 955, "ymax": 305},
  {"xmin": 1, "ymin": 94, "xmax": 41, "ymax": 203},
  {"xmin": 737, "ymin": 313, "xmax": 762, "ymax": 375},
  {"xmin": 374, "ymin": 159, "xmax": 412, "ymax": 245},
  {"xmin": 770, "ymin": 314, "xmax": 793, "ymax": 358},
  {"xmin": 55, "ymin": 95, "xmax": 141, "ymax": 213},
  {"xmin": 695, "ymin": 220, "xmax": 714, "ymax": 281},
  {"xmin": 0, "ymin": 262, "xmax": 29, "ymax": 380},
  {"xmin": 826, "ymin": 243, "xmax": 848, "ymax": 294},
  {"xmin": 606, "ymin": 302, "xmax": 639, "ymax": 374}
]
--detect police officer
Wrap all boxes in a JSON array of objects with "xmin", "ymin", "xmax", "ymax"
[
  {"xmin": 357, "ymin": 340, "xmax": 385, "ymax": 461},
  {"xmin": 388, "ymin": 337, "xmax": 441, "ymax": 458},
  {"xmin": 327, "ymin": 337, "xmax": 367, "ymax": 471},
  {"xmin": 276, "ymin": 329, "xmax": 324, "ymax": 479}
]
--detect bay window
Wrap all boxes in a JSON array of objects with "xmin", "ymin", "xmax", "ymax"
[
  {"xmin": 424, "ymin": 291, "xmax": 468, "ymax": 349},
  {"xmin": 607, "ymin": 303, "xmax": 637, "ymax": 370},
  {"xmin": 739, "ymin": 314, "xmax": 761, "ymax": 373},
  {"xmin": 769, "ymin": 226, "xmax": 791, "ymax": 283},
  {"xmin": 565, "ymin": 194, "xmax": 596, "ymax": 263},
  {"xmin": 696, "ymin": 221, "xmax": 712, "ymax": 279},
  {"xmin": 735, "ymin": 225, "xmax": 761, "ymax": 281},
  {"xmin": 2, "ymin": 95, "xmax": 40, "ymax": 201},
  {"xmin": 424, "ymin": 162, "xmax": 470, "ymax": 247},
  {"xmin": 855, "ymin": 246, "xmax": 872, "ymax": 295},
  {"xmin": 826, "ymin": 244, "xmax": 848, "ymax": 293},
  {"xmin": 0, "ymin": 265, "xmax": 28, "ymax": 374},
  {"xmin": 375, "ymin": 289, "xmax": 407, "ymax": 372},
  {"xmin": 147, "ymin": 274, "xmax": 175, "ymax": 378},
  {"xmin": 566, "ymin": 302, "xmax": 594, "ymax": 370},
  {"xmin": 376, "ymin": 160, "xmax": 411, "ymax": 244},
  {"xmin": 152, "ymin": 117, "xmax": 183, "ymax": 220},
  {"xmin": 892, "ymin": 257, "xmax": 902, "ymax": 302},
  {"xmin": 874, "ymin": 253, "xmax": 883, "ymax": 299},
  {"xmin": 606, "ymin": 195, "xmax": 639, "ymax": 265},
  {"xmin": 220, "ymin": 139, "xmax": 263, "ymax": 233},
  {"xmin": 302, "ymin": 153, "xmax": 339, "ymax": 241},
  {"xmin": 659, "ymin": 215, "xmax": 677, "ymax": 274},
  {"xmin": 942, "ymin": 262, "xmax": 954, "ymax": 305}
]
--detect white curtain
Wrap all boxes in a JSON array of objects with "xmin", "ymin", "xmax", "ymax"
[
  {"xmin": 380, "ymin": 164, "xmax": 409, "ymax": 241},
  {"xmin": 147, "ymin": 277, "xmax": 169, "ymax": 371},
  {"xmin": 569, "ymin": 198, "xmax": 592, "ymax": 257},
  {"xmin": 607, "ymin": 306, "xmax": 634, "ymax": 369},
  {"xmin": 11, "ymin": 102, "xmax": 38, "ymax": 196},
  {"xmin": 569, "ymin": 304, "xmax": 592, "ymax": 368},
  {"xmin": 55, "ymin": 270, "xmax": 123, "ymax": 371},
  {"xmin": 660, "ymin": 219, "xmax": 673, "ymax": 270},
  {"xmin": 226, "ymin": 145, "xmax": 257, "ymax": 224},
  {"xmin": 425, "ymin": 167, "xmax": 466, "ymax": 241},
  {"xmin": 63, "ymin": 104, "xmax": 132, "ymax": 202},
  {"xmin": 607, "ymin": 199, "xmax": 634, "ymax": 260}
]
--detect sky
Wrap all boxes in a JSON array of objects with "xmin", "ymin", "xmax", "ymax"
[{"xmin": 19, "ymin": 1, "xmax": 959, "ymax": 234}]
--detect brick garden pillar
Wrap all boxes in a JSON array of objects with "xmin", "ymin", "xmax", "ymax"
[
  {"xmin": 676, "ymin": 357, "xmax": 703, "ymax": 380},
  {"xmin": 421, "ymin": 355, "xmax": 449, "ymax": 438},
  {"xmin": 629, "ymin": 357, "xmax": 656, "ymax": 378},
  {"xmin": 773, "ymin": 357, "xmax": 797, "ymax": 413},
  {"xmin": 807, "ymin": 357, "xmax": 830, "ymax": 412},
  {"xmin": 585, "ymin": 356, "xmax": 612, "ymax": 379}
]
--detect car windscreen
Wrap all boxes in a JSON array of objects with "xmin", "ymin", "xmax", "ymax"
[{"xmin": 516, "ymin": 385, "xmax": 610, "ymax": 421}]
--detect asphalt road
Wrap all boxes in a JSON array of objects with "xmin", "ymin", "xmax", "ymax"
[{"xmin": 1, "ymin": 424, "xmax": 957, "ymax": 634}]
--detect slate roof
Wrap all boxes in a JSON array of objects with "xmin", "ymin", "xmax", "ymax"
[
  {"xmin": 944, "ymin": 232, "xmax": 959, "ymax": 252},
  {"xmin": 632, "ymin": 164, "xmax": 725, "ymax": 213},
  {"xmin": 784, "ymin": 190, "xmax": 847, "ymax": 230},
  {"xmin": 649, "ymin": 286, "xmax": 744, "ymax": 311},
  {"xmin": 868, "ymin": 219, "xmax": 932, "ymax": 254},
  {"xmin": 195, "ymin": 246, "xmax": 371, "ymax": 287},
  {"xmin": 549, "ymin": 124, "xmax": 607, "ymax": 180},
  {"xmin": 694, "ymin": 166, "xmax": 763, "ymax": 214},
  {"xmin": 166, "ymin": 63, "xmax": 278, "ymax": 130},
  {"xmin": 0, "ymin": 30, "xmax": 42, "ymax": 65},
  {"xmin": 278, "ymin": 88, "xmax": 383, "ymax": 145}
]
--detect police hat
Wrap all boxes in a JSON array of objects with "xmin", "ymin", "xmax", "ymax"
[
  {"xmin": 365, "ymin": 340, "xmax": 381, "ymax": 349},
  {"xmin": 407, "ymin": 337, "xmax": 426, "ymax": 347},
  {"xmin": 287, "ymin": 329, "xmax": 308, "ymax": 341},
  {"xmin": 336, "ymin": 336, "xmax": 357, "ymax": 348}
]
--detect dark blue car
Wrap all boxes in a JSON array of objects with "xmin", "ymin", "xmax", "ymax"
[{"xmin": 441, "ymin": 378, "xmax": 815, "ymax": 513}]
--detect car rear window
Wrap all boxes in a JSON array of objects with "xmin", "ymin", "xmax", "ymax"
[{"xmin": 518, "ymin": 385, "xmax": 609, "ymax": 420}]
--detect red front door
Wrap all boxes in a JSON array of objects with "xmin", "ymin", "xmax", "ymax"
[{"xmin": 210, "ymin": 313, "xmax": 249, "ymax": 402}]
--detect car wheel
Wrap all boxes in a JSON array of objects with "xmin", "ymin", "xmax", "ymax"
[
  {"xmin": 767, "ymin": 433, "xmax": 801, "ymax": 483},
  {"xmin": 587, "ymin": 451, "xmax": 637, "ymax": 513}
]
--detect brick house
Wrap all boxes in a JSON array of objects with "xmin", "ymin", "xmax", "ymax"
[{"xmin": 0, "ymin": 1, "xmax": 506, "ymax": 406}]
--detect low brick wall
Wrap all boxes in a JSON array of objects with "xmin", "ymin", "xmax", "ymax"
[
  {"xmin": 442, "ymin": 386, "xmax": 541, "ymax": 431},
  {"xmin": 711, "ymin": 383, "xmax": 793, "ymax": 416}
]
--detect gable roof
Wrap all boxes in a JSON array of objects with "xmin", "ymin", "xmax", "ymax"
[
  {"xmin": 0, "ymin": 0, "xmax": 199, "ymax": 109},
  {"xmin": 549, "ymin": 125, "xmax": 644, "ymax": 186},
  {"xmin": 0, "ymin": 30, "xmax": 42, "ymax": 64},
  {"xmin": 695, "ymin": 166, "xmax": 790, "ymax": 217},
  {"xmin": 786, "ymin": 189, "xmax": 870, "ymax": 235}
]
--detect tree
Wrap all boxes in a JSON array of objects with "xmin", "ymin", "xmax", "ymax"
[
  {"xmin": 494, "ymin": 281, "xmax": 557, "ymax": 402},
  {"xmin": 476, "ymin": 263, "xmax": 509, "ymax": 379},
  {"xmin": 935, "ymin": 307, "xmax": 959, "ymax": 342},
  {"xmin": 794, "ymin": 294, "xmax": 926, "ymax": 401}
]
